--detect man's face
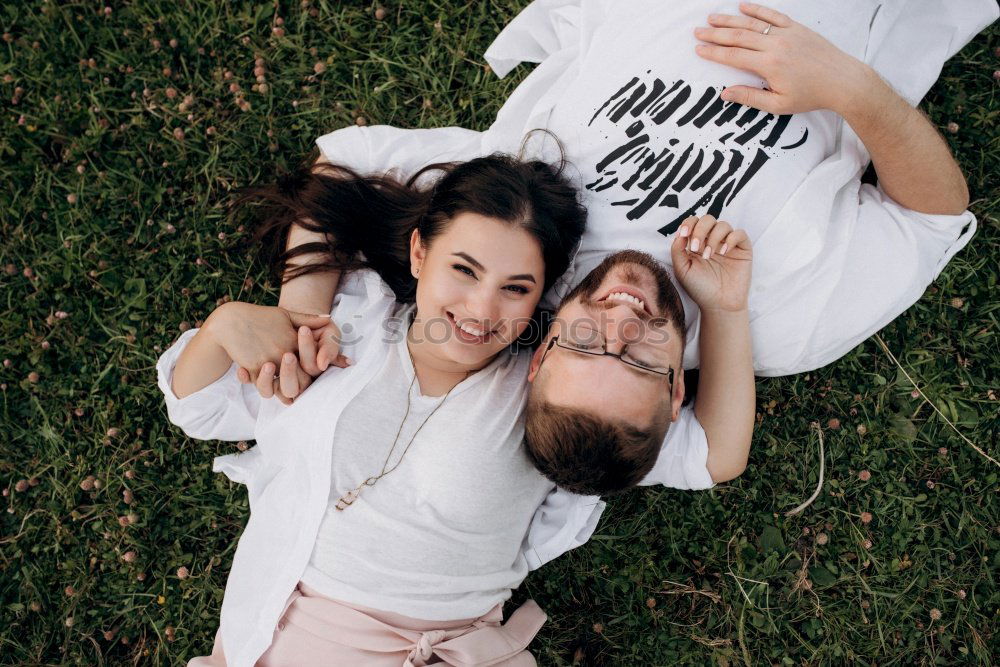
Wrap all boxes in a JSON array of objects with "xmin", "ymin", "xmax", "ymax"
[{"xmin": 528, "ymin": 250, "xmax": 685, "ymax": 430}]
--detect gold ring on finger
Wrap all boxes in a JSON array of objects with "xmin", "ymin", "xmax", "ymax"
[{"xmin": 761, "ymin": 23, "xmax": 772, "ymax": 35}]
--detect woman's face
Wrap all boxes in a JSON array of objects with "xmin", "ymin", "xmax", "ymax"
[{"xmin": 409, "ymin": 212, "xmax": 546, "ymax": 369}]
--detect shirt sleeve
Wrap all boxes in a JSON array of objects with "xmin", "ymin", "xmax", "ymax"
[
  {"xmin": 156, "ymin": 329, "xmax": 261, "ymax": 441},
  {"xmin": 866, "ymin": 0, "xmax": 998, "ymax": 105},
  {"xmin": 315, "ymin": 125, "xmax": 485, "ymax": 185},
  {"xmin": 522, "ymin": 486, "xmax": 605, "ymax": 570},
  {"xmin": 638, "ymin": 403, "xmax": 715, "ymax": 490},
  {"xmin": 483, "ymin": 0, "xmax": 584, "ymax": 77},
  {"xmin": 753, "ymin": 184, "xmax": 975, "ymax": 376}
]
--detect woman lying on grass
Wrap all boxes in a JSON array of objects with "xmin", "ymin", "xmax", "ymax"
[
  {"xmin": 158, "ymin": 152, "xmax": 589, "ymax": 665},
  {"xmin": 157, "ymin": 141, "xmax": 757, "ymax": 663}
]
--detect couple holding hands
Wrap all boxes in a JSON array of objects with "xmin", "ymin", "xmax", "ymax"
[{"xmin": 157, "ymin": 2, "xmax": 994, "ymax": 665}]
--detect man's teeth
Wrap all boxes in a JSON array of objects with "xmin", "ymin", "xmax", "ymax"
[
  {"xmin": 606, "ymin": 292, "xmax": 645, "ymax": 311},
  {"xmin": 458, "ymin": 322, "xmax": 486, "ymax": 337}
]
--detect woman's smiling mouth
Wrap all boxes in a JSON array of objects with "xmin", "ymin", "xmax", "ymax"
[{"xmin": 446, "ymin": 311, "xmax": 495, "ymax": 344}]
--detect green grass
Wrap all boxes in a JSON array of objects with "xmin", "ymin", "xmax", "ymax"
[{"xmin": 1, "ymin": 2, "xmax": 997, "ymax": 665}]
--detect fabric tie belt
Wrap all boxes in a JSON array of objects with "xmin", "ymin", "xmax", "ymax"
[{"xmin": 277, "ymin": 584, "xmax": 547, "ymax": 666}]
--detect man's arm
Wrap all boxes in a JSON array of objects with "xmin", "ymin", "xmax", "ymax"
[
  {"xmin": 696, "ymin": 3, "xmax": 969, "ymax": 215},
  {"xmin": 835, "ymin": 68, "xmax": 968, "ymax": 215}
]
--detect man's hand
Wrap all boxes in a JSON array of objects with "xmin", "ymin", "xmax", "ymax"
[
  {"xmin": 693, "ymin": 3, "xmax": 872, "ymax": 118},
  {"xmin": 670, "ymin": 215, "xmax": 752, "ymax": 313}
]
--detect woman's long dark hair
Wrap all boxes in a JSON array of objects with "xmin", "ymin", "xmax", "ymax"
[{"xmin": 239, "ymin": 142, "xmax": 587, "ymax": 305}]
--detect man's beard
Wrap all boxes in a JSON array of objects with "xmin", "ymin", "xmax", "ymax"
[{"xmin": 559, "ymin": 249, "xmax": 683, "ymax": 326}]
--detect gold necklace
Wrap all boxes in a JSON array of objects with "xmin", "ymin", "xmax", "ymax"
[{"xmin": 335, "ymin": 363, "xmax": 463, "ymax": 511}]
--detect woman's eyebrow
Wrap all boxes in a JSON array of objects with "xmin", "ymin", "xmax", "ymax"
[{"xmin": 451, "ymin": 252, "xmax": 537, "ymax": 283}]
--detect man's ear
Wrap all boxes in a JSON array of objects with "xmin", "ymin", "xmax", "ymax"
[
  {"xmin": 409, "ymin": 228, "xmax": 426, "ymax": 278},
  {"xmin": 671, "ymin": 368, "xmax": 686, "ymax": 422},
  {"xmin": 527, "ymin": 341, "xmax": 549, "ymax": 383}
]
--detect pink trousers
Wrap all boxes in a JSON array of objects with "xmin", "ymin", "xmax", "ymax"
[{"xmin": 188, "ymin": 583, "xmax": 546, "ymax": 666}]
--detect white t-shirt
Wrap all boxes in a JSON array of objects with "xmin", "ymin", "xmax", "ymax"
[
  {"xmin": 315, "ymin": 0, "xmax": 996, "ymax": 376},
  {"xmin": 302, "ymin": 306, "xmax": 553, "ymax": 620}
]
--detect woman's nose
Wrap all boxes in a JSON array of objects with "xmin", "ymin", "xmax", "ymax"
[{"xmin": 466, "ymin": 289, "xmax": 500, "ymax": 325}]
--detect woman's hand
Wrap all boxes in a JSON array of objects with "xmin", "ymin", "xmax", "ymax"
[
  {"xmin": 237, "ymin": 320, "xmax": 349, "ymax": 405},
  {"xmin": 670, "ymin": 215, "xmax": 752, "ymax": 313},
  {"xmin": 208, "ymin": 302, "xmax": 337, "ymax": 405},
  {"xmin": 693, "ymin": 3, "xmax": 874, "ymax": 117}
]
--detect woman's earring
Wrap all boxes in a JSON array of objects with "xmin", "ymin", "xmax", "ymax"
[{"xmin": 414, "ymin": 267, "xmax": 420, "ymax": 277}]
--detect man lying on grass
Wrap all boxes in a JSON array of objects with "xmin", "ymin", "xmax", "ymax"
[{"xmin": 242, "ymin": 2, "xmax": 985, "ymax": 486}]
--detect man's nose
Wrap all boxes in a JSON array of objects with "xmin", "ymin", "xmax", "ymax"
[{"xmin": 602, "ymin": 303, "xmax": 644, "ymax": 352}]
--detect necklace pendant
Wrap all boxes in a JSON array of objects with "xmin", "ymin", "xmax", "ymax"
[{"xmin": 335, "ymin": 486, "xmax": 362, "ymax": 511}]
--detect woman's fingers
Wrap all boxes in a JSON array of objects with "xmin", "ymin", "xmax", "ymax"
[
  {"xmin": 278, "ymin": 352, "xmax": 300, "ymax": 399},
  {"xmin": 706, "ymin": 12, "xmax": 771, "ymax": 35},
  {"xmin": 723, "ymin": 229, "xmax": 752, "ymax": 258},
  {"xmin": 739, "ymin": 3, "xmax": 793, "ymax": 29},
  {"xmin": 315, "ymin": 326, "xmax": 342, "ymax": 372},
  {"xmin": 694, "ymin": 26, "xmax": 767, "ymax": 51},
  {"xmin": 297, "ymin": 325, "xmax": 322, "ymax": 375},
  {"xmin": 670, "ymin": 220, "xmax": 695, "ymax": 269},
  {"xmin": 687, "ymin": 215, "xmax": 720, "ymax": 256},
  {"xmin": 237, "ymin": 367, "xmax": 251, "ymax": 384},
  {"xmin": 705, "ymin": 221, "xmax": 734, "ymax": 257},
  {"xmin": 255, "ymin": 362, "xmax": 276, "ymax": 399}
]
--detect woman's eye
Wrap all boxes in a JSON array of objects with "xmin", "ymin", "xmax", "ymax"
[
  {"xmin": 505, "ymin": 285, "xmax": 530, "ymax": 295},
  {"xmin": 453, "ymin": 264, "xmax": 476, "ymax": 278}
]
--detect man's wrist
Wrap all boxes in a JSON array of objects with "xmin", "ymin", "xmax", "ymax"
[{"xmin": 833, "ymin": 62, "xmax": 893, "ymax": 126}]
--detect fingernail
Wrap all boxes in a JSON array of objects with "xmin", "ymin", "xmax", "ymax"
[
  {"xmin": 680, "ymin": 226, "xmax": 690, "ymax": 237},
  {"xmin": 703, "ymin": 247, "xmax": 712, "ymax": 260},
  {"xmin": 344, "ymin": 357, "xmax": 352, "ymax": 366},
  {"xmin": 690, "ymin": 238, "xmax": 700, "ymax": 252},
  {"xmin": 283, "ymin": 354, "xmax": 295, "ymax": 364},
  {"xmin": 300, "ymin": 325, "xmax": 309, "ymax": 335},
  {"xmin": 720, "ymin": 243, "xmax": 729, "ymax": 256}
]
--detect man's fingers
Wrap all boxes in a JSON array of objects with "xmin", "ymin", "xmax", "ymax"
[
  {"xmin": 297, "ymin": 325, "xmax": 321, "ymax": 376},
  {"xmin": 694, "ymin": 43, "xmax": 759, "ymax": 73},
  {"xmin": 706, "ymin": 12, "xmax": 771, "ymax": 35},
  {"xmin": 330, "ymin": 354, "xmax": 351, "ymax": 369},
  {"xmin": 694, "ymin": 26, "xmax": 766, "ymax": 51},
  {"xmin": 720, "ymin": 86, "xmax": 782, "ymax": 113},
  {"xmin": 739, "ymin": 2, "xmax": 793, "ymax": 28},
  {"xmin": 255, "ymin": 362, "xmax": 276, "ymax": 399},
  {"xmin": 279, "ymin": 352, "xmax": 300, "ymax": 399}
]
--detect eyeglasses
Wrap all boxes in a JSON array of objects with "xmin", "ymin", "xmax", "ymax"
[{"xmin": 538, "ymin": 329, "xmax": 675, "ymax": 391}]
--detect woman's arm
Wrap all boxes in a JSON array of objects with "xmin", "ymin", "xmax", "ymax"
[
  {"xmin": 170, "ymin": 308, "xmax": 237, "ymax": 399},
  {"xmin": 276, "ymin": 220, "xmax": 341, "ymax": 315},
  {"xmin": 671, "ymin": 216, "xmax": 755, "ymax": 483}
]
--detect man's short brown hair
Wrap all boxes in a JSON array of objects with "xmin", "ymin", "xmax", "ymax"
[{"xmin": 523, "ymin": 389, "xmax": 671, "ymax": 496}]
